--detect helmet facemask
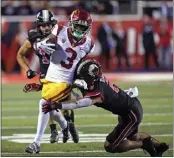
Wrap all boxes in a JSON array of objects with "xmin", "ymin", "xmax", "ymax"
[
  {"xmin": 38, "ymin": 23, "xmax": 53, "ymax": 36},
  {"xmin": 70, "ymin": 20, "xmax": 91, "ymax": 40},
  {"xmin": 36, "ymin": 10, "xmax": 57, "ymax": 36}
]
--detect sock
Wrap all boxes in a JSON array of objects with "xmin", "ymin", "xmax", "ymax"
[
  {"xmin": 50, "ymin": 124, "xmax": 57, "ymax": 133},
  {"xmin": 50, "ymin": 110, "xmax": 67, "ymax": 130},
  {"xmin": 34, "ymin": 99, "xmax": 50, "ymax": 146}
]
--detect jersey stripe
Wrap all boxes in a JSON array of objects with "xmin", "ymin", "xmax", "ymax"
[
  {"xmin": 43, "ymin": 10, "xmax": 49, "ymax": 22},
  {"xmin": 57, "ymin": 25, "xmax": 64, "ymax": 36}
]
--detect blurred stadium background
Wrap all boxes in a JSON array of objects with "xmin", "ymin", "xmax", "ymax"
[{"xmin": 1, "ymin": 0, "xmax": 173, "ymax": 157}]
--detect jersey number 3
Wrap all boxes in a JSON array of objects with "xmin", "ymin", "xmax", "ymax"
[{"xmin": 61, "ymin": 48, "xmax": 77, "ymax": 69}]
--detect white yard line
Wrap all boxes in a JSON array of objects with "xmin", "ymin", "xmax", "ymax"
[
  {"xmin": 2, "ymin": 148, "xmax": 173, "ymax": 155},
  {"xmin": 2, "ymin": 122, "xmax": 173, "ymax": 129},
  {"xmin": 1, "ymin": 113, "xmax": 172, "ymax": 120},
  {"xmin": 1, "ymin": 133, "xmax": 173, "ymax": 144}
]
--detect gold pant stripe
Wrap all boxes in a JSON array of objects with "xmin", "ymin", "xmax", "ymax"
[
  {"xmin": 52, "ymin": 88, "xmax": 72, "ymax": 102},
  {"xmin": 49, "ymin": 85, "xmax": 71, "ymax": 101}
]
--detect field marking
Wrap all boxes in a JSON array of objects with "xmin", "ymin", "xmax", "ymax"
[
  {"xmin": 1, "ymin": 104, "xmax": 172, "ymax": 111},
  {"xmin": 2, "ymin": 122, "xmax": 173, "ymax": 129},
  {"xmin": 1, "ymin": 113, "xmax": 172, "ymax": 120},
  {"xmin": 2, "ymin": 133, "xmax": 173, "ymax": 144},
  {"xmin": 1, "ymin": 148, "xmax": 173, "ymax": 155}
]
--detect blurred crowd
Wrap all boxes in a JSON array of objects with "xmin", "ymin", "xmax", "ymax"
[
  {"xmin": 1, "ymin": 0, "xmax": 173, "ymax": 72},
  {"xmin": 97, "ymin": 15, "xmax": 172, "ymax": 71},
  {"xmin": 2, "ymin": 0, "xmax": 119, "ymax": 16}
]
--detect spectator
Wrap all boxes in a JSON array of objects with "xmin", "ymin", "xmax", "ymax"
[
  {"xmin": 96, "ymin": 0, "xmax": 114, "ymax": 15},
  {"xmin": 97, "ymin": 22, "xmax": 114, "ymax": 71},
  {"xmin": 112, "ymin": 22, "xmax": 130, "ymax": 69},
  {"xmin": 158, "ymin": 18, "xmax": 172, "ymax": 70},
  {"xmin": 78, "ymin": 0, "xmax": 94, "ymax": 13},
  {"xmin": 2, "ymin": 0, "xmax": 16, "ymax": 15},
  {"xmin": 160, "ymin": 0, "xmax": 172, "ymax": 20},
  {"xmin": 142, "ymin": 15, "xmax": 159, "ymax": 70},
  {"xmin": 15, "ymin": 0, "xmax": 34, "ymax": 15}
]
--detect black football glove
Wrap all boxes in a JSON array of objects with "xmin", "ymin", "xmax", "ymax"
[{"xmin": 26, "ymin": 69, "xmax": 37, "ymax": 79}]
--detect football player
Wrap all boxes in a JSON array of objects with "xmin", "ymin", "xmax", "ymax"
[
  {"xmin": 17, "ymin": 10, "xmax": 78, "ymax": 151},
  {"xmin": 16, "ymin": 10, "xmax": 63, "ymax": 144},
  {"xmin": 24, "ymin": 9, "xmax": 95, "ymax": 153},
  {"xmin": 43, "ymin": 59, "xmax": 169, "ymax": 157}
]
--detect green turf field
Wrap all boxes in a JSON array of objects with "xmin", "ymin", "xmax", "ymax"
[{"xmin": 1, "ymin": 81, "xmax": 173, "ymax": 157}]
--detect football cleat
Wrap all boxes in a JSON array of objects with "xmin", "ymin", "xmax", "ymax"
[
  {"xmin": 69, "ymin": 121, "xmax": 79, "ymax": 143},
  {"xmin": 25, "ymin": 142, "xmax": 40, "ymax": 154},
  {"xmin": 62, "ymin": 125, "xmax": 69, "ymax": 143},
  {"xmin": 155, "ymin": 142, "xmax": 169, "ymax": 157},
  {"xmin": 50, "ymin": 130, "xmax": 59, "ymax": 143},
  {"xmin": 142, "ymin": 137, "xmax": 157, "ymax": 157}
]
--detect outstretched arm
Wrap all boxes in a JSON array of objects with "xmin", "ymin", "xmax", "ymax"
[{"xmin": 42, "ymin": 96, "xmax": 102, "ymax": 113}]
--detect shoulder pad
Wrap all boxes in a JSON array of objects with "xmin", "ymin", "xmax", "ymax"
[{"xmin": 28, "ymin": 29, "xmax": 43, "ymax": 43}]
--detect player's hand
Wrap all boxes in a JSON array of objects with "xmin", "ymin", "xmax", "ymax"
[
  {"xmin": 26, "ymin": 69, "xmax": 37, "ymax": 79},
  {"xmin": 23, "ymin": 83, "xmax": 42, "ymax": 93},
  {"xmin": 42, "ymin": 102, "xmax": 61, "ymax": 114},
  {"xmin": 125, "ymin": 86, "xmax": 139, "ymax": 98},
  {"xmin": 33, "ymin": 38, "xmax": 56, "ymax": 54},
  {"xmin": 74, "ymin": 79, "xmax": 88, "ymax": 90}
]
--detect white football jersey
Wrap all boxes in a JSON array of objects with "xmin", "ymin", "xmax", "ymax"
[{"xmin": 45, "ymin": 24, "xmax": 95, "ymax": 84}]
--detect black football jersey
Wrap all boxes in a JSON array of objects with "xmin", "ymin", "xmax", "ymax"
[
  {"xmin": 79, "ymin": 76, "xmax": 134, "ymax": 115},
  {"xmin": 28, "ymin": 29, "xmax": 51, "ymax": 79}
]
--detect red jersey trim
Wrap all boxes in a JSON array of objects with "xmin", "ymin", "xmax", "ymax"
[
  {"xmin": 84, "ymin": 91, "xmax": 104, "ymax": 101},
  {"xmin": 57, "ymin": 25, "xmax": 64, "ymax": 36}
]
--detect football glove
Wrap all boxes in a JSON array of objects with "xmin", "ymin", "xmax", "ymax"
[
  {"xmin": 23, "ymin": 83, "xmax": 42, "ymax": 93},
  {"xmin": 33, "ymin": 38, "xmax": 56, "ymax": 54},
  {"xmin": 26, "ymin": 69, "xmax": 37, "ymax": 79},
  {"xmin": 42, "ymin": 102, "xmax": 61, "ymax": 114},
  {"xmin": 124, "ymin": 86, "xmax": 139, "ymax": 98}
]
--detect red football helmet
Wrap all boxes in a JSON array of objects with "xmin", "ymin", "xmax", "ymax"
[{"xmin": 69, "ymin": 9, "xmax": 92, "ymax": 40}]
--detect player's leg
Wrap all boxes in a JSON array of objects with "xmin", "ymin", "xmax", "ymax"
[
  {"xmin": 126, "ymin": 100, "xmax": 169, "ymax": 157},
  {"xmin": 45, "ymin": 82, "xmax": 72, "ymax": 143},
  {"xmin": 25, "ymin": 81, "xmax": 70, "ymax": 153},
  {"xmin": 61, "ymin": 95, "xmax": 79, "ymax": 143},
  {"xmin": 128, "ymin": 132, "xmax": 169, "ymax": 156},
  {"xmin": 104, "ymin": 100, "xmax": 157, "ymax": 156},
  {"xmin": 40, "ymin": 79, "xmax": 58, "ymax": 143},
  {"xmin": 104, "ymin": 110, "xmax": 147, "ymax": 153},
  {"xmin": 49, "ymin": 119, "xmax": 58, "ymax": 143},
  {"xmin": 25, "ymin": 98, "xmax": 49, "ymax": 154}
]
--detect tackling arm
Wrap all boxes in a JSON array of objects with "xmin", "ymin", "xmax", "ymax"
[{"xmin": 42, "ymin": 95, "xmax": 103, "ymax": 113}]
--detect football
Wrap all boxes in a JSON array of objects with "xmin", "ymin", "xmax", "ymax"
[{"xmin": 46, "ymin": 35, "xmax": 57, "ymax": 44}]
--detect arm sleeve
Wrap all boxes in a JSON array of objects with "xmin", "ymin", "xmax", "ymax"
[{"xmin": 61, "ymin": 98, "xmax": 93, "ymax": 110}]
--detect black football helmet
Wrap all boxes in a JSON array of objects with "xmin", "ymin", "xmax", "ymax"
[
  {"xmin": 76, "ymin": 59, "xmax": 102, "ymax": 86},
  {"xmin": 36, "ymin": 10, "xmax": 57, "ymax": 36}
]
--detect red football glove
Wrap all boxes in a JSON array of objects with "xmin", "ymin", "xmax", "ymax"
[
  {"xmin": 42, "ymin": 102, "xmax": 62, "ymax": 114},
  {"xmin": 23, "ymin": 83, "xmax": 42, "ymax": 93}
]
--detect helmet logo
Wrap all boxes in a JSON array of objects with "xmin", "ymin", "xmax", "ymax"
[{"xmin": 88, "ymin": 64, "xmax": 99, "ymax": 77}]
